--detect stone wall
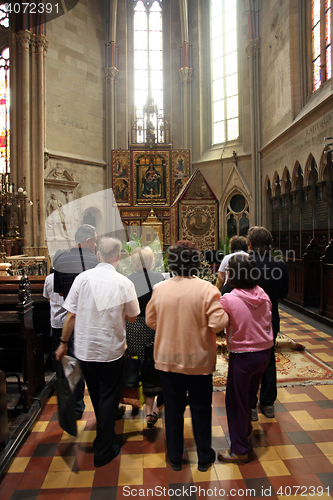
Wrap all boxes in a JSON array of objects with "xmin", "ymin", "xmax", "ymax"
[
  {"xmin": 260, "ymin": 0, "xmax": 293, "ymax": 145},
  {"xmin": 45, "ymin": 0, "xmax": 105, "ymax": 162}
]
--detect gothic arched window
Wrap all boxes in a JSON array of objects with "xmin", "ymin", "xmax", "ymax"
[
  {"xmin": 0, "ymin": 3, "xmax": 9, "ymax": 28},
  {"xmin": 312, "ymin": 0, "xmax": 331, "ymax": 91},
  {"xmin": 210, "ymin": 0, "xmax": 239, "ymax": 145},
  {"xmin": 226, "ymin": 193, "xmax": 249, "ymax": 238},
  {"xmin": 133, "ymin": 0, "xmax": 163, "ymax": 143},
  {"xmin": 0, "ymin": 46, "xmax": 9, "ymax": 175}
]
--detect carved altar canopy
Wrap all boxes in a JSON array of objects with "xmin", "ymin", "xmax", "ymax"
[{"xmin": 170, "ymin": 169, "xmax": 218, "ymax": 250}]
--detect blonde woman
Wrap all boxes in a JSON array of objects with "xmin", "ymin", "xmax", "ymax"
[{"xmin": 126, "ymin": 247, "xmax": 164, "ymax": 427}]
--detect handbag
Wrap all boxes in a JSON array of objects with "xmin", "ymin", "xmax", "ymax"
[
  {"xmin": 122, "ymin": 350, "xmax": 140, "ymax": 388},
  {"xmin": 56, "ymin": 362, "xmax": 77, "ymax": 437},
  {"xmin": 141, "ymin": 343, "xmax": 161, "ymax": 387}
]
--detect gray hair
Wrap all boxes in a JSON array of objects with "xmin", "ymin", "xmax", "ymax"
[
  {"xmin": 98, "ymin": 237, "xmax": 122, "ymax": 263},
  {"xmin": 74, "ymin": 224, "xmax": 96, "ymax": 244},
  {"xmin": 131, "ymin": 246, "xmax": 154, "ymax": 272}
]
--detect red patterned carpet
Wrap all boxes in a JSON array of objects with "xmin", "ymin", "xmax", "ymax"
[{"xmin": 214, "ymin": 310, "xmax": 333, "ymax": 390}]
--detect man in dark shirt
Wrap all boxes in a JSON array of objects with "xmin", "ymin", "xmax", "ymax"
[
  {"xmin": 54, "ymin": 224, "xmax": 98, "ymax": 299},
  {"xmin": 54, "ymin": 224, "xmax": 98, "ymax": 419},
  {"xmin": 247, "ymin": 226, "xmax": 289, "ymax": 420}
]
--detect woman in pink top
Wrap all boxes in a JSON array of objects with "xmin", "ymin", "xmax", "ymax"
[
  {"xmin": 146, "ymin": 240, "xmax": 229, "ymax": 473},
  {"xmin": 218, "ymin": 254, "xmax": 273, "ymax": 464}
]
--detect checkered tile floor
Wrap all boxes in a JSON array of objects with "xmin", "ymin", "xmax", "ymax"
[{"xmin": 1, "ymin": 306, "xmax": 333, "ymax": 499}]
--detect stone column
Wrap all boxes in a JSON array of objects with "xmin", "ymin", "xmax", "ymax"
[
  {"xmin": 36, "ymin": 34, "xmax": 48, "ymax": 255},
  {"xmin": 16, "ymin": 30, "xmax": 32, "ymax": 251},
  {"xmin": 10, "ymin": 32, "xmax": 18, "ymax": 189},
  {"xmin": 30, "ymin": 34, "xmax": 38, "ymax": 249},
  {"xmin": 179, "ymin": 65, "xmax": 193, "ymax": 150},
  {"xmin": 105, "ymin": 66, "xmax": 119, "ymax": 189},
  {"xmin": 246, "ymin": 38, "xmax": 261, "ymax": 225}
]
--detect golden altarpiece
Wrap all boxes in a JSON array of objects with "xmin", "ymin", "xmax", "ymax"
[{"xmin": 111, "ymin": 143, "xmax": 190, "ymax": 246}]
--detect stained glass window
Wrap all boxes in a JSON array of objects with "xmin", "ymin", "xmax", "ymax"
[
  {"xmin": 0, "ymin": 3, "xmax": 9, "ymax": 28},
  {"xmin": 0, "ymin": 47, "xmax": 9, "ymax": 175},
  {"xmin": 134, "ymin": 0, "xmax": 163, "ymax": 143},
  {"xmin": 211, "ymin": 0, "xmax": 238, "ymax": 145},
  {"xmin": 312, "ymin": 0, "xmax": 332, "ymax": 91},
  {"xmin": 325, "ymin": 0, "xmax": 331, "ymax": 80}
]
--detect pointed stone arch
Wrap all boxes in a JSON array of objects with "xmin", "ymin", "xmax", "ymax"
[
  {"xmin": 263, "ymin": 175, "xmax": 270, "ymax": 192},
  {"xmin": 304, "ymin": 153, "xmax": 318, "ymax": 186},
  {"xmin": 272, "ymin": 171, "xmax": 281, "ymax": 197},
  {"xmin": 319, "ymin": 148, "xmax": 329, "ymax": 182},
  {"xmin": 281, "ymin": 167, "xmax": 291, "ymax": 194},
  {"xmin": 291, "ymin": 161, "xmax": 302, "ymax": 190}
]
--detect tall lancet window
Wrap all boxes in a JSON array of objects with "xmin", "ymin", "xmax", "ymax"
[
  {"xmin": 211, "ymin": 0, "xmax": 239, "ymax": 145},
  {"xmin": 133, "ymin": 0, "xmax": 164, "ymax": 144},
  {"xmin": 312, "ymin": 0, "xmax": 331, "ymax": 91},
  {"xmin": 0, "ymin": 47, "xmax": 9, "ymax": 174}
]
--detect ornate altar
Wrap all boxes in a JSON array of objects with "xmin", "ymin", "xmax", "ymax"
[
  {"xmin": 170, "ymin": 169, "xmax": 219, "ymax": 250},
  {"xmin": 112, "ymin": 145, "xmax": 190, "ymax": 245}
]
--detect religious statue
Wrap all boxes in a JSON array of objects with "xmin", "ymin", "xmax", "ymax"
[
  {"xmin": 146, "ymin": 121, "xmax": 156, "ymax": 145},
  {"xmin": 53, "ymin": 163, "xmax": 65, "ymax": 178},
  {"xmin": 46, "ymin": 193, "xmax": 68, "ymax": 240},
  {"xmin": 142, "ymin": 165, "xmax": 161, "ymax": 196},
  {"xmin": 46, "ymin": 193, "xmax": 62, "ymax": 216}
]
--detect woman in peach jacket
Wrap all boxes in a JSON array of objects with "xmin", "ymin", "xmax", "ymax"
[{"xmin": 146, "ymin": 240, "xmax": 229, "ymax": 473}]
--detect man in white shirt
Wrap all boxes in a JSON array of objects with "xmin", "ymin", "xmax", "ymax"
[
  {"xmin": 43, "ymin": 270, "xmax": 67, "ymax": 349},
  {"xmin": 218, "ymin": 236, "xmax": 248, "ymax": 294},
  {"xmin": 56, "ymin": 237, "xmax": 140, "ymax": 468}
]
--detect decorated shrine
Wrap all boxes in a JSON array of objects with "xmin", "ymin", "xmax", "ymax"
[
  {"xmin": 170, "ymin": 169, "xmax": 219, "ymax": 251},
  {"xmin": 111, "ymin": 145, "xmax": 190, "ymax": 246}
]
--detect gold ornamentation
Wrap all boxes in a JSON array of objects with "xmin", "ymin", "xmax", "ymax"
[
  {"xmin": 112, "ymin": 150, "xmax": 130, "ymax": 205},
  {"xmin": 180, "ymin": 205, "xmax": 217, "ymax": 250},
  {"xmin": 164, "ymin": 221, "xmax": 170, "ymax": 245}
]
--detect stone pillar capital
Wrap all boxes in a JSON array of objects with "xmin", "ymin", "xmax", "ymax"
[
  {"xmin": 35, "ymin": 34, "xmax": 49, "ymax": 53},
  {"xmin": 16, "ymin": 30, "xmax": 31, "ymax": 48},
  {"xmin": 105, "ymin": 67, "xmax": 119, "ymax": 83},
  {"xmin": 246, "ymin": 38, "xmax": 260, "ymax": 57},
  {"xmin": 179, "ymin": 67, "xmax": 193, "ymax": 83}
]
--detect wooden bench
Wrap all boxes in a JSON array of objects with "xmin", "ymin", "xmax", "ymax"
[
  {"xmin": 320, "ymin": 240, "xmax": 333, "ymax": 320},
  {"xmin": 0, "ymin": 275, "xmax": 51, "ymax": 355},
  {"xmin": 0, "ymin": 276, "xmax": 45, "ymax": 408},
  {"xmin": 286, "ymin": 239, "xmax": 321, "ymax": 308}
]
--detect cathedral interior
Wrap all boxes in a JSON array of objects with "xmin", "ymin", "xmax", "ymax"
[{"xmin": 0, "ymin": 0, "xmax": 333, "ymax": 498}]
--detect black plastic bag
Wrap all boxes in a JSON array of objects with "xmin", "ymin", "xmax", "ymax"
[
  {"xmin": 56, "ymin": 362, "xmax": 77, "ymax": 437},
  {"xmin": 141, "ymin": 343, "xmax": 160, "ymax": 387},
  {"xmin": 122, "ymin": 350, "xmax": 140, "ymax": 388}
]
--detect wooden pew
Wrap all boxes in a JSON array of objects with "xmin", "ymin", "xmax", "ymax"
[
  {"xmin": 0, "ymin": 275, "xmax": 51, "ymax": 355},
  {"xmin": 286, "ymin": 239, "xmax": 321, "ymax": 308},
  {"xmin": 0, "ymin": 276, "xmax": 45, "ymax": 408},
  {"xmin": 320, "ymin": 240, "xmax": 333, "ymax": 319}
]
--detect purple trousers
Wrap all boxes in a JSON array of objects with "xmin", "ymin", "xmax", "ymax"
[{"xmin": 226, "ymin": 349, "xmax": 271, "ymax": 455}]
